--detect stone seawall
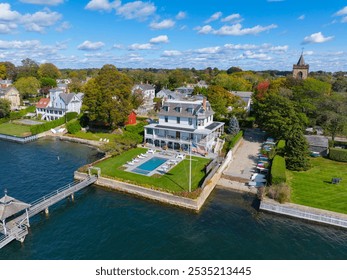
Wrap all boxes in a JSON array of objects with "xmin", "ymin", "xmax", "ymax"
[
  {"xmin": 74, "ymin": 154, "xmax": 229, "ymax": 211},
  {"xmin": 260, "ymin": 198, "xmax": 347, "ymax": 229}
]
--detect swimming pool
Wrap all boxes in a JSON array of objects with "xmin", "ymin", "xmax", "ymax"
[{"xmin": 131, "ymin": 156, "xmax": 167, "ymax": 175}]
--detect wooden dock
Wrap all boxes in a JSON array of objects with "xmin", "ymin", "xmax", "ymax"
[{"xmin": 0, "ymin": 175, "xmax": 97, "ymax": 249}]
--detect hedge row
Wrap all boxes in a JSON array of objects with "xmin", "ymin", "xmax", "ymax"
[
  {"xmin": 271, "ymin": 155, "xmax": 287, "ymax": 184},
  {"xmin": 66, "ymin": 119, "xmax": 81, "ymax": 134},
  {"xmin": 30, "ymin": 112, "xmax": 78, "ymax": 135},
  {"xmin": 228, "ymin": 130, "xmax": 243, "ymax": 149},
  {"xmin": 329, "ymin": 148, "xmax": 347, "ymax": 162},
  {"xmin": 0, "ymin": 106, "xmax": 36, "ymax": 124}
]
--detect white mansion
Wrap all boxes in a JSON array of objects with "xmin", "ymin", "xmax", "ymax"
[
  {"xmin": 144, "ymin": 98, "xmax": 224, "ymax": 155},
  {"xmin": 36, "ymin": 88, "xmax": 83, "ymax": 121}
]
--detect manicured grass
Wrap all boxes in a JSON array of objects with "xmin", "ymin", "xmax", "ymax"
[
  {"xmin": 0, "ymin": 122, "xmax": 32, "ymax": 137},
  {"xmin": 94, "ymin": 148, "xmax": 211, "ymax": 193},
  {"xmin": 287, "ymin": 157, "xmax": 347, "ymax": 214},
  {"xmin": 68, "ymin": 131, "xmax": 121, "ymax": 142}
]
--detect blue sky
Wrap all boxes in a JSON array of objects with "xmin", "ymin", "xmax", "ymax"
[{"xmin": 0, "ymin": 0, "xmax": 346, "ymax": 71}]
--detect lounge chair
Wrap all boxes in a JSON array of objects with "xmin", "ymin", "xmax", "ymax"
[
  {"xmin": 127, "ymin": 161, "xmax": 135, "ymax": 165},
  {"xmin": 132, "ymin": 158, "xmax": 140, "ymax": 162}
]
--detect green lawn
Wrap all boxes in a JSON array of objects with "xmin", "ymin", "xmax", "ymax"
[
  {"xmin": 0, "ymin": 123, "xmax": 32, "ymax": 137},
  {"xmin": 94, "ymin": 148, "xmax": 211, "ymax": 194},
  {"xmin": 69, "ymin": 131, "xmax": 121, "ymax": 142},
  {"xmin": 287, "ymin": 157, "xmax": 347, "ymax": 214}
]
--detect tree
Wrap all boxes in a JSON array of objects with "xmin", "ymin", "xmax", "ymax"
[
  {"xmin": 285, "ymin": 124, "xmax": 310, "ymax": 171},
  {"xmin": 82, "ymin": 64, "xmax": 133, "ymax": 127},
  {"xmin": 38, "ymin": 63, "xmax": 61, "ymax": 79},
  {"xmin": 0, "ymin": 61, "xmax": 17, "ymax": 80},
  {"xmin": 14, "ymin": 77, "xmax": 41, "ymax": 98},
  {"xmin": 0, "ymin": 64, "xmax": 6, "ymax": 79},
  {"xmin": 0, "ymin": 99, "xmax": 11, "ymax": 118},
  {"xmin": 226, "ymin": 66, "xmax": 243, "ymax": 74},
  {"xmin": 213, "ymin": 73, "xmax": 252, "ymax": 91},
  {"xmin": 254, "ymin": 92, "xmax": 308, "ymax": 140},
  {"xmin": 227, "ymin": 116, "xmax": 240, "ymax": 135},
  {"xmin": 17, "ymin": 58, "xmax": 39, "ymax": 79},
  {"xmin": 205, "ymin": 85, "xmax": 234, "ymax": 119},
  {"xmin": 40, "ymin": 77, "xmax": 57, "ymax": 96}
]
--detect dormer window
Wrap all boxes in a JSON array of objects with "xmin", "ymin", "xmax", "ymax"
[
  {"xmin": 187, "ymin": 107, "xmax": 193, "ymax": 113},
  {"xmin": 163, "ymin": 106, "xmax": 169, "ymax": 112},
  {"xmin": 175, "ymin": 106, "xmax": 181, "ymax": 113}
]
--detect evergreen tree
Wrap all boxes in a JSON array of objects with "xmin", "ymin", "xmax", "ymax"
[{"xmin": 285, "ymin": 124, "xmax": 310, "ymax": 171}]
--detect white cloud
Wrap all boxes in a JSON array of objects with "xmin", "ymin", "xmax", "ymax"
[
  {"xmin": 150, "ymin": 19, "xmax": 175, "ymax": 29},
  {"xmin": 241, "ymin": 51, "xmax": 271, "ymax": 60},
  {"xmin": 224, "ymin": 43, "xmax": 258, "ymax": 50},
  {"xmin": 302, "ymin": 32, "xmax": 334, "ymax": 44},
  {"xmin": 85, "ymin": 0, "xmax": 121, "ymax": 11},
  {"xmin": 196, "ymin": 25, "xmax": 213, "ymax": 34},
  {"xmin": 22, "ymin": 10, "xmax": 62, "ymax": 32},
  {"xmin": 342, "ymin": 16, "xmax": 347, "ymax": 23},
  {"xmin": 195, "ymin": 46, "xmax": 221, "ymax": 54},
  {"xmin": 221, "ymin": 14, "xmax": 242, "ymax": 23},
  {"xmin": 0, "ymin": 4, "xmax": 62, "ymax": 33},
  {"xmin": 20, "ymin": 0, "xmax": 65, "ymax": 5},
  {"xmin": 117, "ymin": 1, "xmax": 156, "ymax": 20},
  {"xmin": 0, "ymin": 40, "xmax": 41, "ymax": 49},
  {"xmin": 128, "ymin": 43, "xmax": 152, "ymax": 50},
  {"xmin": 304, "ymin": 51, "xmax": 314, "ymax": 55},
  {"xmin": 268, "ymin": 45, "xmax": 288, "ymax": 52},
  {"xmin": 298, "ymin": 15, "xmax": 305, "ymax": 20},
  {"xmin": 162, "ymin": 50, "xmax": 182, "ymax": 57},
  {"xmin": 0, "ymin": 3, "xmax": 21, "ymax": 21},
  {"xmin": 0, "ymin": 23, "xmax": 17, "ymax": 34},
  {"xmin": 56, "ymin": 21, "xmax": 71, "ymax": 32},
  {"xmin": 197, "ymin": 23, "xmax": 277, "ymax": 36},
  {"xmin": 205, "ymin": 12, "xmax": 222, "ymax": 23},
  {"xmin": 113, "ymin": 44, "xmax": 123, "ymax": 49},
  {"xmin": 176, "ymin": 11, "xmax": 186, "ymax": 20},
  {"xmin": 149, "ymin": 35, "xmax": 169, "ymax": 44},
  {"xmin": 78, "ymin": 40, "xmax": 105, "ymax": 51},
  {"xmin": 335, "ymin": 6, "xmax": 347, "ymax": 16}
]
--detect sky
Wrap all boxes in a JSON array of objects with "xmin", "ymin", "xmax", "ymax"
[{"xmin": 0, "ymin": 0, "xmax": 346, "ymax": 71}]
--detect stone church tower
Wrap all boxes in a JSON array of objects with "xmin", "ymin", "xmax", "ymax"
[{"xmin": 293, "ymin": 53, "xmax": 309, "ymax": 79}]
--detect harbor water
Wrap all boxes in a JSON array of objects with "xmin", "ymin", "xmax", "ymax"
[{"xmin": 0, "ymin": 138, "xmax": 347, "ymax": 260}]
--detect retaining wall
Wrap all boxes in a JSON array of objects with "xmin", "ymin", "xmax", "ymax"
[
  {"xmin": 0, "ymin": 133, "xmax": 38, "ymax": 143},
  {"xmin": 260, "ymin": 198, "xmax": 347, "ymax": 229}
]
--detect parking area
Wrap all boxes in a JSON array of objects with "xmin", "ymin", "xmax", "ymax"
[{"xmin": 217, "ymin": 129, "xmax": 267, "ymax": 192}]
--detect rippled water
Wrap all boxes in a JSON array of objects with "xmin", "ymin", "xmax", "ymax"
[{"xmin": 0, "ymin": 138, "xmax": 347, "ymax": 260}]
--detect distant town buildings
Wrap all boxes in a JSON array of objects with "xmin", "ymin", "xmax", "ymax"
[
  {"xmin": 132, "ymin": 83, "xmax": 155, "ymax": 115},
  {"xmin": 293, "ymin": 53, "xmax": 309, "ymax": 80},
  {"xmin": 0, "ymin": 87, "xmax": 20, "ymax": 110},
  {"xmin": 36, "ymin": 88, "xmax": 83, "ymax": 121}
]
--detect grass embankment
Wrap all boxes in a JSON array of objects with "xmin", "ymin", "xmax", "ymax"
[
  {"xmin": 94, "ymin": 148, "xmax": 211, "ymax": 194},
  {"xmin": 70, "ymin": 131, "xmax": 121, "ymax": 142},
  {"xmin": 0, "ymin": 123, "xmax": 32, "ymax": 137},
  {"xmin": 288, "ymin": 157, "xmax": 347, "ymax": 214}
]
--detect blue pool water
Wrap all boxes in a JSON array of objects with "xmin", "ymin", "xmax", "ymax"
[{"xmin": 132, "ymin": 156, "xmax": 167, "ymax": 175}]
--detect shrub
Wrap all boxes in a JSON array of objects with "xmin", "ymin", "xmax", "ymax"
[
  {"xmin": 66, "ymin": 119, "xmax": 81, "ymax": 134},
  {"xmin": 271, "ymin": 155, "xmax": 286, "ymax": 184},
  {"xmin": 267, "ymin": 183, "xmax": 291, "ymax": 204},
  {"xmin": 229, "ymin": 130, "xmax": 243, "ymax": 149},
  {"xmin": 329, "ymin": 148, "xmax": 347, "ymax": 162},
  {"xmin": 30, "ymin": 112, "xmax": 78, "ymax": 135},
  {"xmin": 276, "ymin": 139, "xmax": 286, "ymax": 156}
]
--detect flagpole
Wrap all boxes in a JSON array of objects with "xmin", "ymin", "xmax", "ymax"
[{"xmin": 189, "ymin": 140, "xmax": 192, "ymax": 192}]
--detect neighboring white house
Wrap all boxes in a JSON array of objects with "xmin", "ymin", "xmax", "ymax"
[
  {"xmin": 156, "ymin": 89, "xmax": 180, "ymax": 100},
  {"xmin": 144, "ymin": 98, "xmax": 224, "ymax": 155},
  {"xmin": 0, "ymin": 87, "xmax": 20, "ymax": 110},
  {"xmin": 36, "ymin": 88, "xmax": 83, "ymax": 121},
  {"xmin": 230, "ymin": 91, "xmax": 253, "ymax": 113},
  {"xmin": 132, "ymin": 84, "xmax": 155, "ymax": 115},
  {"xmin": 0, "ymin": 79, "xmax": 13, "ymax": 88}
]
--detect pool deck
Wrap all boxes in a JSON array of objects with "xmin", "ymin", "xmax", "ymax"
[{"xmin": 124, "ymin": 150, "xmax": 186, "ymax": 176}]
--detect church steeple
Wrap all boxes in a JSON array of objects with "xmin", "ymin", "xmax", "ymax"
[{"xmin": 293, "ymin": 52, "xmax": 309, "ymax": 80}]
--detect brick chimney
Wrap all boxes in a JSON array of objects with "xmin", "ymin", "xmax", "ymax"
[{"xmin": 202, "ymin": 97, "xmax": 207, "ymax": 110}]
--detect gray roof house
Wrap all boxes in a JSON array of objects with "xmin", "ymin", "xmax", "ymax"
[
  {"xmin": 230, "ymin": 91, "xmax": 253, "ymax": 112},
  {"xmin": 144, "ymin": 98, "xmax": 224, "ymax": 156},
  {"xmin": 305, "ymin": 135, "xmax": 329, "ymax": 156}
]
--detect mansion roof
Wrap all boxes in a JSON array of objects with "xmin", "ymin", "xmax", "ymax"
[{"xmin": 157, "ymin": 99, "xmax": 214, "ymax": 118}]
